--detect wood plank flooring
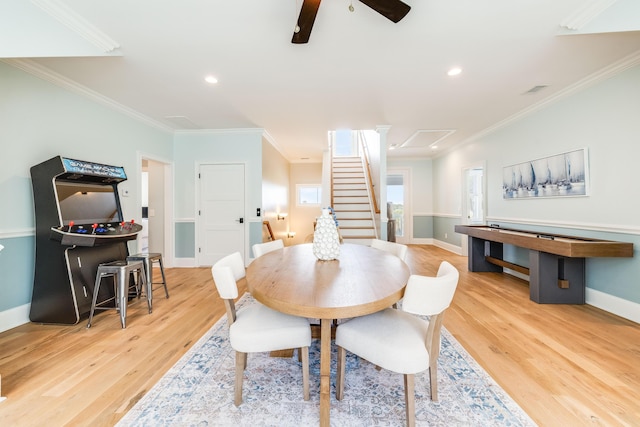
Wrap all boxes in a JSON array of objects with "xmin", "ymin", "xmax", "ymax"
[{"xmin": 0, "ymin": 245, "xmax": 639, "ymax": 426}]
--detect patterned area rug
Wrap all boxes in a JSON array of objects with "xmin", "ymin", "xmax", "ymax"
[{"xmin": 118, "ymin": 295, "xmax": 537, "ymax": 426}]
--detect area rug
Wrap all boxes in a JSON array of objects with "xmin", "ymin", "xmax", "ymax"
[{"xmin": 117, "ymin": 294, "xmax": 537, "ymax": 426}]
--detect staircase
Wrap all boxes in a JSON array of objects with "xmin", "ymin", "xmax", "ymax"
[{"xmin": 332, "ymin": 156, "xmax": 377, "ymax": 244}]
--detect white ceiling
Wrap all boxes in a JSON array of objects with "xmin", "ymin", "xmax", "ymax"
[{"xmin": 2, "ymin": 0, "xmax": 640, "ymax": 162}]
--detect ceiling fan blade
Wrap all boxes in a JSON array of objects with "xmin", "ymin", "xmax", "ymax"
[
  {"xmin": 358, "ymin": 0, "xmax": 411, "ymax": 23},
  {"xmin": 292, "ymin": 0, "xmax": 322, "ymax": 44}
]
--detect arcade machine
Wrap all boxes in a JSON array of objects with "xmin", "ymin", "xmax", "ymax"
[{"xmin": 30, "ymin": 156, "xmax": 142, "ymax": 324}]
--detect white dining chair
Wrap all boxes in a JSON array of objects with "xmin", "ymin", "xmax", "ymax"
[
  {"xmin": 211, "ymin": 251, "xmax": 311, "ymax": 406},
  {"xmin": 335, "ymin": 261, "xmax": 459, "ymax": 427},
  {"xmin": 252, "ymin": 239, "xmax": 284, "ymax": 258},
  {"xmin": 370, "ymin": 238, "xmax": 408, "ymax": 262},
  {"xmin": 370, "ymin": 239, "xmax": 409, "ymax": 308}
]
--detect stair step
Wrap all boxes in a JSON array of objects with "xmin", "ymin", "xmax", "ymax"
[
  {"xmin": 333, "ymin": 167, "xmax": 364, "ymax": 173},
  {"xmin": 334, "ymin": 183, "xmax": 366, "ymax": 189},
  {"xmin": 333, "ymin": 189, "xmax": 368, "ymax": 197},
  {"xmin": 334, "ymin": 211, "xmax": 373, "ymax": 219},
  {"xmin": 333, "ymin": 158, "xmax": 361, "ymax": 163},
  {"xmin": 341, "ymin": 237, "xmax": 375, "ymax": 246},
  {"xmin": 333, "ymin": 204, "xmax": 370, "ymax": 211},
  {"xmin": 338, "ymin": 222, "xmax": 373, "ymax": 229}
]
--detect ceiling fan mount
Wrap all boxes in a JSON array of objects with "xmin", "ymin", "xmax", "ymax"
[{"xmin": 292, "ymin": 0, "xmax": 411, "ymax": 44}]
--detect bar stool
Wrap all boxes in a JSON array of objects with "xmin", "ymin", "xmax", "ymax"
[
  {"xmin": 126, "ymin": 252, "xmax": 169, "ymax": 311},
  {"xmin": 87, "ymin": 260, "xmax": 150, "ymax": 329}
]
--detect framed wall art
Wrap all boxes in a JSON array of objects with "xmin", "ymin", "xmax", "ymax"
[{"xmin": 502, "ymin": 148, "xmax": 589, "ymax": 199}]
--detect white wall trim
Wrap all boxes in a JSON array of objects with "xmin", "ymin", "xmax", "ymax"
[
  {"xmin": 0, "ymin": 303, "xmax": 30, "ymax": 334},
  {"xmin": 32, "ymin": 0, "xmax": 121, "ymax": 53},
  {"xmin": 432, "ymin": 213, "xmax": 461, "ymax": 219},
  {"xmin": 430, "ymin": 239, "xmax": 463, "ymax": 255},
  {"xmin": 486, "ymin": 216, "xmax": 640, "ymax": 236},
  {"xmin": 436, "ymin": 49, "xmax": 640, "ymax": 159},
  {"xmin": 173, "ymin": 258, "xmax": 196, "ymax": 268},
  {"xmin": 586, "ymin": 288, "xmax": 640, "ymax": 325},
  {"xmin": 175, "ymin": 218, "xmax": 196, "ymax": 223},
  {"xmin": 0, "ymin": 228, "xmax": 35, "ymax": 239},
  {"xmin": 2, "ymin": 59, "xmax": 173, "ymax": 133},
  {"xmin": 411, "ymin": 238, "xmax": 434, "ymax": 245}
]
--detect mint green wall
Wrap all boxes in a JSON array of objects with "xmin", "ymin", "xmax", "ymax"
[
  {"xmin": 0, "ymin": 62, "xmax": 172, "ymax": 316},
  {"xmin": 413, "ymin": 216, "xmax": 433, "ymax": 238},
  {"xmin": 0, "ymin": 236, "xmax": 34, "ymax": 311},
  {"xmin": 433, "ymin": 216, "xmax": 462, "ymax": 246},
  {"xmin": 175, "ymin": 222, "xmax": 196, "ymax": 258},
  {"xmin": 432, "ymin": 64, "xmax": 640, "ymax": 304}
]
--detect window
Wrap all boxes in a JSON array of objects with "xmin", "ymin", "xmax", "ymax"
[{"xmin": 297, "ymin": 184, "xmax": 322, "ymax": 206}]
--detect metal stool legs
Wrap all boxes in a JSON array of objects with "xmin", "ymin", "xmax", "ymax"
[
  {"xmin": 126, "ymin": 253, "xmax": 169, "ymax": 313},
  {"xmin": 87, "ymin": 260, "xmax": 148, "ymax": 329}
]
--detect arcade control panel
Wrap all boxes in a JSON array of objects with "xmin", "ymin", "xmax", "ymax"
[{"xmin": 50, "ymin": 220, "xmax": 143, "ymax": 247}]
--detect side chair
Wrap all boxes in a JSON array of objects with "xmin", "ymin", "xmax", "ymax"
[
  {"xmin": 252, "ymin": 239, "xmax": 284, "ymax": 258},
  {"xmin": 370, "ymin": 238, "xmax": 409, "ymax": 262},
  {"xmin": 211, "ymin": 251, "xmax": 311, "ymax": 406},
  {"xmin": 335, "ymin": 261, "xmax": 459, "ymax": 427}
]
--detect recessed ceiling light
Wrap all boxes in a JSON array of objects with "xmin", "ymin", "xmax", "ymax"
[
  {"xmin": 431, "ymin": 145, "xmax": 439, "ymax": 150},
  {"xmin": 204, "ymin": 75, "xmax": 218, "ymax": 84},
  {"xmin": 447, "ymin": 67, "xmax": 462, "ymax": 77}
]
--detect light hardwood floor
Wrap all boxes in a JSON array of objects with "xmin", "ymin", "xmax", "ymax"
[{"xmin": 0, "ymin": 245, "xmax": 639, "ymax": 426}]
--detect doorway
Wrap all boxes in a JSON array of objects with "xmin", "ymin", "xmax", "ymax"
[
  {"xmin": 461, "ymin": 164, "xmax": 485, "ymax": 256},
  {"xmin": 386, "ymin": 169, "xmax": 411, "ymax": 244},
  {"xmin": 139, "ymin": 155, "xmax": 173, "ymax": 266}
]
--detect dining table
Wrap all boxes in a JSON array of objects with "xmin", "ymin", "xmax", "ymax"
[{"xmin": 245, "ymin": 242, "xmax": 411, "ymax": 427}]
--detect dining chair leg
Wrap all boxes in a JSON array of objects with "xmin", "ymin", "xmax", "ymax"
[
  {"xmin": 301, "ymin": 346, "xmax": 310, "ymax": 401},
  {"xmin": 336, "ymin": 346, "xmax": 346, "ymax": 400},
  {"xmin": 234, "ymin": 351, "xmax": 247, "ymax": 406},
  {"xmin": 404, "ymin": 373, "xmax": 416, "ymax": 427},
  {"xmin": 429, "ymin": 361, "xmax": 438, "ymax": 401}
]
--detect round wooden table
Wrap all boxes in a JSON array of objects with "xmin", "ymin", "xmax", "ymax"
[{"xmin": 246, "ymin": 243, "xmax": 410, "ymax": 427}]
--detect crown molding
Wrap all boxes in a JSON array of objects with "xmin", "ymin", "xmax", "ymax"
[
  {"xmin": 31, "ymin": 0, "xmax": 120, "ymax": 53},
  {"xmin": 3, "ymin": 58, "xmax": 173, "ymax": 133},
  {"xmin": 445, "ymin": 49, "xmax": 640, "ymax": 155},
  {"xmin": 174, "ymin": 128, "xmax": 265, "ymax": 135},
  {"xmin": 560, "ymin": 0, "xmax": 618, "ymax": 31}
]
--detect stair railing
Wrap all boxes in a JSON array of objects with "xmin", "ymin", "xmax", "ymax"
[
  {"xmin": 357, "ymin": 131, "xmax": 380, "ymax": 214},
  {"xmin": 357, "ymin": 131, "xmax": 379, "ymax": 239}
]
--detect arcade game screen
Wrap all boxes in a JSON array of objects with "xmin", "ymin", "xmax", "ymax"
[{"xmin": 55, "ymin": 181, "xmax": 121, "ymax": 225}]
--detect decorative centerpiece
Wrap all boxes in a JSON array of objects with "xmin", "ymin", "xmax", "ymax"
[{"xmin": 313, "ymin": 208, "xmax": 341, "ymax": 260}]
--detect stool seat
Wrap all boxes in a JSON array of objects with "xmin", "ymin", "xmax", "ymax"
[
  {"xmin": 127, "ymin": 253, "xmax": 169, "ymax": 311},
  {"xmin": 87, "ymin": 260, "xmax": 149, "ymax": 329}
]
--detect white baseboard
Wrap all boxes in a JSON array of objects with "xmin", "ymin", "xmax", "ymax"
[
  {"xmin": 586, "ymin": 288, "xmax": 640, "ymax": 324},
  {"xmin": 410, "ymin": 238, "xmax": 433, "ymax": 245},
  {"xmin": 173, "ymin": 257, "xmax": 196, "ymax": 268},
  {"xmin": 0, "ymin": 303, "xmax": 30, "ymax": 334},
  {"xmin": 431, "ymin": 239, "xmax": 462, "ymax": 255}
]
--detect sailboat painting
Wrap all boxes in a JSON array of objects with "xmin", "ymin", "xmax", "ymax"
[{"xmin": 502, "ymin": 148, "xmax": 588, "ymax": 199}]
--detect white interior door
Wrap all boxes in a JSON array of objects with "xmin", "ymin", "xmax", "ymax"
[{"xmin": 198, "ymin": 164, "xmax": 245, "ymax": 266}]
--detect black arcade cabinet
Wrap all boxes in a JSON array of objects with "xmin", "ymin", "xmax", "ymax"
[{"xmin": 30, "ymin": 156, "xmax": 142, "ymax": 324}]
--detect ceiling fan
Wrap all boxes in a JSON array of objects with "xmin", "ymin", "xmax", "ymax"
[{"xmin": 292, "ymin": 0, "xmax": 411, "ymax": 44}]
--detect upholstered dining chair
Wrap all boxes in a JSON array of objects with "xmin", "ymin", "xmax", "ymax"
[
  {"xmin": 370, "ymin": 239, "xmax": 409, "ymax": 308},
  {"xmin": 370, "ymin": 238, "xmax": 409, "ymax": 262},
  {"xmin": 335, "ymin": 261, "xmax": 459, "ymax": 427},
  {"xmin": 211, "ymin": 251, "xmax": 311, "ymax": 406},
  {"xmin": 252, "ymin": 239, "xmax": 284, "ymax": 258}
]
